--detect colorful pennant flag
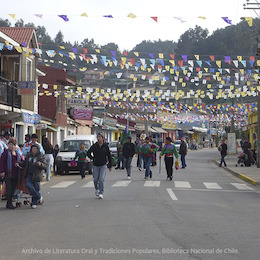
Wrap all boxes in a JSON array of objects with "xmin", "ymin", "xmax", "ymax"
[{"xmin": 58, "ymin": 15, "xmax": 69, "ymax": 22}]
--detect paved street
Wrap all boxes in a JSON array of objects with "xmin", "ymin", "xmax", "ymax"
[{"xmin": 1, "ymin": 149, "xmax": 260, "ymax": 260}]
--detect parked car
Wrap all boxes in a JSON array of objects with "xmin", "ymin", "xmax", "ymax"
[
  {"xmin": 55, "ymin": 135, "xmax": 97, "ymax": 175},
  {"xmin": 173, "ymin": 140, "xmax": 181, "ymax": 151},
  {"xmin": 108, "ymin": 141, "xmax": 118, "ymax": 166}
]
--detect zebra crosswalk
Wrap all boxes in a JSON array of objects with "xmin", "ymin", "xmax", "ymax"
[{"xmin": 45, "ymin": 180, "xmax": 255, "ymax": 191}]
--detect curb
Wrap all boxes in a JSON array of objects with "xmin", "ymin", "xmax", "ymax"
[{"xmin": 212, "ymin": 159, "xmax": 259, "ymax": 186}]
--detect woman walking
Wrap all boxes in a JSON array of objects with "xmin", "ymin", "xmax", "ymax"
[
  {"xmin": 160, "ymin": 137, "xmax": 179, "ymax": 181},
  {"xmin": 0, "ymin": 138, "xmax": 22, "ymax": 209},
  {"xmin": 43, "ymin": 137, "xmax": 54, "ymax": 181},
  {"xmin": 74, "ymin": 142, "xmax": 88, "ymax": 179}
]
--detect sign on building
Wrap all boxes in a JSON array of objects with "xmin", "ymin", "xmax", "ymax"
[
  {"xmin": 67, "ymin": 98, "xmax": 89, "ymax": 106},
  {"xmin": 17, "ymin": 81, "xmax": 36, "ymax": 95},
  {"xmin": 23, "ymin": 112, "xmax": 41, "ymax": 124},
  {"xmin": 73, "ymin": 108, "xmax": 93, "ymax": 120}
]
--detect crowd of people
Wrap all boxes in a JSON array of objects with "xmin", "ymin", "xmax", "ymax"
[
  {"xmin": 0, "ymin": 132, "xmax": 59, "ymax": 209},
  {"xmin": 0, "ymin": 130, "xmax": 189, "ymax": 207}
]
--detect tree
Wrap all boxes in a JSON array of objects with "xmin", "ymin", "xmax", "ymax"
[
  {"xmin": 0, "ymin": 18, "xmax": 11, "ymax": 27},
  {"xmin": 175, "ymin": 25, "xmax": 209, "ymax": 54},
  {"xmin": 54, "ymin": 31, "xmax": 64, "ymax": 45},
  {"xmin": 15, "ymin": 19, "xmax": 24, "ymax": 27}
]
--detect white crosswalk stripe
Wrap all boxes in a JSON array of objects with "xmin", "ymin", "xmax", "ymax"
[
  {"xmin": 166, "ymin": 188, "xmax": 178, "ymax": 201},
  {"xmin": 144, "ymin": 181, "xmax": 161, "ymax": 187},
  {"xmin": 174, "ymin": 181, "xmax": 191, "ymax": 188},
  {"xmin": 81, "ymin": 181, "xmax": 94, "ymax": 188},
  {"xmin": 231, "ymin": 183, "xmax": 254, "ymax": 190},
  {"xmin": 51, "ymin": 181, "xmax": 76, "ymax": 188},
  {"xmin": 203, "ymin": 182, "xmax": 222, "ymax": 190},
  {"xmin": 112, "ymin": 181, "xmax": 132, "ymax": 187}
]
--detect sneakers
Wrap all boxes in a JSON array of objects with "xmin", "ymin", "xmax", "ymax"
[
  {"xmin": 115, "ymin": 167, "xmax": 119, "ymax": 170},
  {"xmin": 127, "ymin": 176, "xmax": 131, "ymax": 180},
  {"xmin": 98, "ymin": 194, "xmax": 103, "ymax": 199},
  {"xmin": 31, "ymin": 205, "xmax": 37, "ymax": 209},
  {"xmin": 95, "ymin": 190, "xmax": 99, "ymax": 197},
  {"xmin": 144, "ymin": 176, "xmax": 148, "ymax": 179},
  {"xmin": 166, "ymin": 177, "xmax": 170, "ymax": 181},
  {"xmin": 38, "ymin": 196, "xmax": 43, "ymax": 204}
]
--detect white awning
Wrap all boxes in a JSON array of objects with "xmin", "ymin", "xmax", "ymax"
[
  {"xmin": 192, "ymin": 126, "xmax": 207, "ymax": 133},
  {"xmin": 152, "ymin": 127, "xmax": 168, "ymax": 133}
]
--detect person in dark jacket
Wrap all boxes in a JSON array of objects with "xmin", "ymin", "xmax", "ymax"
[
  {"xmin": 242, "ymin": 138, "xmax": 253, "ymax": 166},
  {"xmin": 179, "ymin": 138, "xmax": 188, "ymax": 169},
  {"xmin": 20, "ymin": 144, "xmax": 47, "ymax": 208},
  {"xmin": 43, "ymin": 137, "xmax": 54, "ymax": 181},
  {"xmin": 122, "ymin": 136, "xmax": 136, "ymax": 179},
  {"xmin": 218, "ymin": 140, "xmax": 227, "ymax": 167},
  {"xmin": 87, "ymin": 133, "xmax": 112, "ymax": 199},
  {"xmin": 0, "ymin": 139, "xmax": 22, "ymax": 209}
]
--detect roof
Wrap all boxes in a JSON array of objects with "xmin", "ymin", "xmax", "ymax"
[{"xmin": 0, "ymin": 27, "xmax": 38, "ymax": 48}]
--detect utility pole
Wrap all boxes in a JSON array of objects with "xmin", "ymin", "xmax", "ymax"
[{"xmin": 244, "ymin": 0, "xmax": 260, "ymax": 167}]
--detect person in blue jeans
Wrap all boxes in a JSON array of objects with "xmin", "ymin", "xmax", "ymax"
[
  {"xmin": 179, "ymin": 138, "xmax": 187, "ymax": 169},
  {"xmin": 87, "ymin": 133, "xmax": 112, "ymax": 199},
  {"xmin": 20, "ymin": 144, "xmax": 47, "ymax": 208},
  {"xmin": 122, "ymin": 136, "xmax": 136, "ymax": 179}
]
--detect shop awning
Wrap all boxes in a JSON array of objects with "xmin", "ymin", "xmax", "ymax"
[
  {"xmin": 152, "ymin": 127, "xmax": 167, "ymax": 133},
  {"xmin": 103, "ymin": 124, "xmax": 118, "ymax": 131},
  {"xmin": 192, "ymin": 126, "xmax": 207, "ymax": 133},
  {"xmin": 47, "ymin": 125, "xmax": 57, "ymax": 132}
]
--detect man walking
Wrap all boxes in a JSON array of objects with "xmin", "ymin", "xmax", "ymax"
[
  {"xmin": 179, "ymin": 137, "xmax": 188, "ymax": 169},
  {"xmin": 122, "ymin": 136, "xmax": 136, "ymax": 179},
  {"xmin": 115, "ymin": 137, "xmax": 125, "ymax": 170},
  {"xmin": 87, "ymin": 133, "xmax": 112, "ymax": 199},
  {"xmin": 219, "ymin": 140, "xmax": 227, "ymax": 167},
  {"xmin": 22, "ymin": 134, "xmax": 45, "ymax": 156}
]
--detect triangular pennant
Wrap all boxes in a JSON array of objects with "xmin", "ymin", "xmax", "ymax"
[
  {"xmin": 216, "ymin": 61, "xmax": 221, "ymax": 68},
  {"xmin": 241, "ymin": 60, "xmax": 247, "ymax": 67},
  {"xmin": 8, "ymin": 14, "xmax": 16, "ymax": 20},
  {"xmin": 178, "ymin": 60, "xmax": 183, "ymax": 67},
  {"xmin": 233, "ymin": 60, "xmax": 239, "ymax": 68},
  {"xmin": 151, "ymin": 17, "xmax": 158, "ymax": 22},
  {"xmin": 194, "ymin": 55, "xmax": 199, "ymax": 60},
  {"xmin": 182, "ymin": 55, "xmax": 187, "ymax": 62},
  {"xmin": 123, "ymin": 51, "xmax": 128, "ymax": 56},
  {"xmin": 188, "ymin": 60, "xmax": 194, "ymax": 67},
  {"xmin": 196, "ymin": 60, "xmax": 202, "ymax": 67},
  {"xmin": 134, "ymin": 52, "xmax": 139, "ymax": 57},
  {"xmin": 209, "ymin": 55, "xmax": 215, "ymax": 61},
  {"xmin": 58, "ymin": 15, "xmax": 69, "ymax": 22},
  {"xmin": 81, "ymin": 13, "xmax": 88, "ymax": 17},
  {"xmin": 149, "ymin": 53, "xmax": 154, "ymax": 59},
  {"xmin": 127, "ymin": 13, "xmax": 136, "ymax": 18}
]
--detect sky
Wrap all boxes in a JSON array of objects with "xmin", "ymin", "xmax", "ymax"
[{"xmin": 0, "ymin": 0, "xmax": 257, "ymax": 51}]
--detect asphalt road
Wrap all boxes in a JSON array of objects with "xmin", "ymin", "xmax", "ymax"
[{"xmin": 0, "ymin": 149, "xmax": 260, "ymax": 260}]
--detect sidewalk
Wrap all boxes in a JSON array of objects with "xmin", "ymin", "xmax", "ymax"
[{"xmin": 215, "ymin": 153, "xmax": 260, "ymax": 186}]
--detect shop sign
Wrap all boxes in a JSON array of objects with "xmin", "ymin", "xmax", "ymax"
[
  {"xmin": 23, "ymin": 113, "xmax": 41, "ymax": 124},
  {"xmin": 17, "ymin": 81, "xmax": 36, "ymax": 95},
  {"xmin": 73, "ymin": 108, "xmax": 93, "ymax": 120}
]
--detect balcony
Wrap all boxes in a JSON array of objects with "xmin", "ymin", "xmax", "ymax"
[{"xmin": 0, "ymin": 80, "xmax": 21, "ymax": 109}]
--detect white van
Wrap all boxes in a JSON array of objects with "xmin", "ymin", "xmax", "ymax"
[{"xmin": 55, "ymin": 135, "xmax": 97, "ymax": 175}]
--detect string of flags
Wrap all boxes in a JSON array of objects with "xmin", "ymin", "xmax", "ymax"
[{"xmin": 6, "ymin": 13, "xmax": 253, "ymax": 26}]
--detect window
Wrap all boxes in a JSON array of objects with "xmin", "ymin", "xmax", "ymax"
[
  {"xmin": 60, "ymin": 140, "xmax": 91, "ymax": 152},
  {"xmin": 26, "ymin": 58, "xmax": 32, "ymax": 81}
]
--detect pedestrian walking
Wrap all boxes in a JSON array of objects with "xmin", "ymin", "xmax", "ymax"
[
  {"xmin": 2, "ymin": 131, "xmax": 11, "ymax": 145},
  {"xmin": 218, "ymin": 140, "xmax": 227, "ymax": 167},
  {"xmin": 87, "ymin": 133, "xmax": 112, "ymax": 199},
  {"xmin": 122, "ymin": 136, "xmax": 136, "ymax": 179},
  {"xmin": 242, "ymin": 138, "xmax": 253, "ymax": 166},
  {"xmin": 137, "ymin": 135, "xmax": 146, "ymax": 171},
  {"xmin": 53, "ymin": 144, "xmax": 60, "ymax": 174},
  {"xmin": 22, "ymin": 134, "xmax": 45, "ymax": 156},
  {"xmin": 160, "ymin": 137, "xmax": 179, "ymax": 181},
  {"xmin": 43, "ymin": 137, "xmax": 54, "ymax": 181},
  {"xmin": 141, "ymin": 137, "xmax": 159, "ymax": 179},
  {"xmin": 74, "ymin": 142, "xmax": 88, "ymax": 179},
  {"xmin": 0, "ymin": 138, "xmax": 22, "ymax": 209},
  {"xmin": 179, "ymin": 137, "xmax": 188, "ymax": 169},
  {"xmin": 115, "ymin": 137, "xmax": 125, "ymax": 170},
  {"xmin": 19, "ymin": 144, "xmax": 47, "ymax": 208}
]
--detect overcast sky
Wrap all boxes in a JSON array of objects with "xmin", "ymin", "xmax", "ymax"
[{"xmin": 0, "ymin": 0, "xmax": 257, "ymax": 50}]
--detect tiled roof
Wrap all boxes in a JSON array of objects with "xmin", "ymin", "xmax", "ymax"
[{"xmin": 0, "ymin": 27, "xmax": 34, "ymax": 47}]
